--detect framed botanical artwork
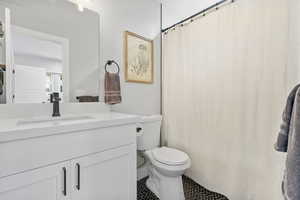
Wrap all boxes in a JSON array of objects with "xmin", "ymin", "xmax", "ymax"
[{"xmin": 124, "ymin": 31, "xmax": 154, "ymax": 84}]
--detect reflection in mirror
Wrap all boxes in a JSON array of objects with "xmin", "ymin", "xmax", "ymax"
[
  {"xmin": 0, "ymin": 0, "xmax": 100, "ymax": 104},
  {"xmin": 12, "ymin": 26, "xmax": 65, "ymax": 103}
]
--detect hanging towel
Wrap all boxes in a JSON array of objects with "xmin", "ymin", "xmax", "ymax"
[
  {"xmin": 104, "ymin": 72, "xmax": 121, "ymax": 105},
  {"xmin": 275, "ymin": 84, "xmax": 300, "ymax": 152},
  {"xmin": 275, "ymin": 84, "xmax": 300, "ymax": 200},
  {"xmin": 0, "ymin": 81, "xmax": 2, "ymax": 95},
  {"xmin": 0, "ymin": 71, "xmax": 3, "ymax": 95}
]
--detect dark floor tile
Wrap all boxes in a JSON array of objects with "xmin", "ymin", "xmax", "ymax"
[
  {"xmin": 137, "ymin": 176, "xmax": 159, "ymax": 200},
  {"xmin": 137, "ymin": 176, "xmax": 229, "ymax": 200}
]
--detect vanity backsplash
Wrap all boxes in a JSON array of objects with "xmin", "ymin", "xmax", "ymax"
[{"xmin": 0, "ymin": 102, "xmax": 110, "ymax": 119}]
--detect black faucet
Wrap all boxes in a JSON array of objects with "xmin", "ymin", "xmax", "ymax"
[{"xmin": 50, "ymin": 92, "xmax": 61, "ymax": 117}]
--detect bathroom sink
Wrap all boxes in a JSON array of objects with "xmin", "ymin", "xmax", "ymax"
[{"xmin": 17, "ymin": 115, "xmax": 94, "ymax": 126}]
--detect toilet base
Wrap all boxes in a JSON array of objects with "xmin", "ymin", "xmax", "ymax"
[{"xmin": 146, "ymin": 166, "xmax": 185, "ymax": 200}]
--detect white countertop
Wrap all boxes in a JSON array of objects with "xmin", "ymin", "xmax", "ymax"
[{"xmin": 0, "ymin": 112, "xmax": 140, "ymax": 143}]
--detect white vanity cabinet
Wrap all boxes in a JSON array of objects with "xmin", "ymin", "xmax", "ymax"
[
  {"xmin": 0, "ymin": 162, "xmax": 70, "ymax": 200},
  {"xmin": 0, "ymin": 116, "xmax": 138, "ymax": 200},
  {"xmin": 71, "ymin": 145, "xmax": 136, "ymax": 200}
]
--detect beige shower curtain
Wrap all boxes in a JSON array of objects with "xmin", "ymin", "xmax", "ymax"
[{"xmin": 162, "ymin": 0, "xmax": 289, "ymax": 199}]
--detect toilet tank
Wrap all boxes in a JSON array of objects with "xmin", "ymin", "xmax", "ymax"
[{"xmin": 137, "ymin": 115, "xmax": 162, "ymax": 151}]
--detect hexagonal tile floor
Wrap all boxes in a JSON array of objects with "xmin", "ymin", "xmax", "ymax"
[{"xmin": 137, "ymin": 176, "xmax": 229, "ymax": 200}]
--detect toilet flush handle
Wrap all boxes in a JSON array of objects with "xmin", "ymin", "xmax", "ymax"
[
  {"xmin": 136, "ymin": 127, "xmax": 142, "ymax": 133},
  {"xmin": 136, "ymin": 126, "xmax": 143, "ymax": 137}
]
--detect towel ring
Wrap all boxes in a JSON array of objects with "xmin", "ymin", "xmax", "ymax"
[{"xmin": 105, "ymin": 60, "xmax": 120, "ymax": 74}]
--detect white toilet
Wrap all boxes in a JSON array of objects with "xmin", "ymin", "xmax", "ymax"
[{"xmin": 137, "ymin": 115, "xmax": 191, "ymax": 200}]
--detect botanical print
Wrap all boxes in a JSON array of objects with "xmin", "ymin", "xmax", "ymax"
[{"xmin": 125, "ymin": 31, "xmax": 153, "ymax": 83}]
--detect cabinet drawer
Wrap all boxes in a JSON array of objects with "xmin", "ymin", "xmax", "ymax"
[{"xmin": 0, "ymin": 124, "xmax": 136, "ymax": 178}]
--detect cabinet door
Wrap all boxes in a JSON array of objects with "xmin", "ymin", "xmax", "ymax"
[
  {"xmin": 71, "ymin": 145, "xmax": 136, "ymax": 200},
  {"xmin": 0, "ymin": 162, "xmax": 70, "ymax": 200}
]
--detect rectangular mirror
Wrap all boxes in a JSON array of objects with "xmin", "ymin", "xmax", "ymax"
[{"xmin": 0, "ymin": 0, "xmax": 100, "ymax": 104}]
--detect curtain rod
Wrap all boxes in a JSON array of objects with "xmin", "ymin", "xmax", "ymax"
[{"xmin": 162, "ymin": 0, "xmax": 235, "ymax": 33}]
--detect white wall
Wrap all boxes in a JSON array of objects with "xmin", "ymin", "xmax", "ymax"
[
  {"xmin": 13, "ymin": 30, "xmax": 63, "ymax": 74},
  {"xmin": 287, "ymin": 0, "xmax": 300, "ymax": 91},
  {"xmin": 15, "ymin": 54, "xmax": 62, "ymax": 74},
  {"xmin": 85, "ymin": 0, "xmax": 161, "ymax": 115},
  {"xmin": 12, "ymin": 29, "xmax": 63, "ymax": 61},
  {"xmin": 162, "ymin": 0, "xmax": 219, "ymax": 29}
]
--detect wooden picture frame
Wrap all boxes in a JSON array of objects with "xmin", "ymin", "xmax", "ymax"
[{"xmin": 124, "ymin": 31, "xmax": 154, "ymax": 84}]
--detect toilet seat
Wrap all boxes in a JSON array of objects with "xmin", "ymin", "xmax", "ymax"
[{"xmin": 152, "ymin": 147, "xmax": 189, "ymax": 166}]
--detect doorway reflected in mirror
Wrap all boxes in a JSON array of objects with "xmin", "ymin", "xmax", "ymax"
[{"xmin": 12, "ymin": 26, "xmax": 67, "ymax": 104}]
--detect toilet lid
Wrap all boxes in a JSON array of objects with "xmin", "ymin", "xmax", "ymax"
[{"xmin": 152, "ymin": 147, "xmax": 189, "ymax": 166}]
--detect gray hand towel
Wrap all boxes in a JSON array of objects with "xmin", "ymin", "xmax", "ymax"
[
  {"xmin": 0, "ymin": 72, "xmax": 3, "ymax": 95},
  {"xmin": 275, "ymin": 85, "xmax": 300, "ymax": 200},
  {"xmin": 275, "ymin": 84, "xmax": 300, "ymax": 152},
  {"xmin": 0, "ymin": 81, "xmax": 2, "ymax": 95},
  {"xmin": 0, "ymin": 68, "xmax": 4, "ymax": 95},
  {"xmin": 104, "ymin": 72, "xmax": 121, "ymax": 105}
]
